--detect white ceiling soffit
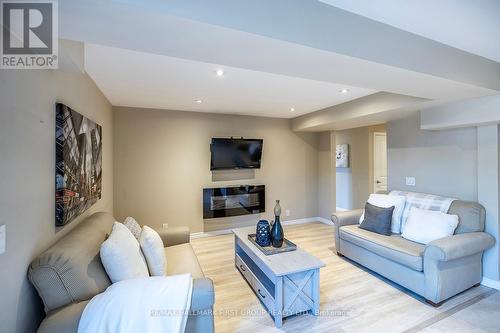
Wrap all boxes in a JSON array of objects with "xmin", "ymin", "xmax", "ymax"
[
  {"xmin": 98, "ymin": 0, "xmax": 500, "ymax": 91},
  {"xmin": 292, "ymin": 92, "xmax": 430, "ymax": 132},
  {"xmin": 319, "ymin": 0, "xmax": 500, "ymax": 63},
  {"xmin": 84, "ymin": 44, "xmax": 375, "ymax": 118},
  {"xmin": 60, "ymin": 1, "xmax": 498, "ymax": 100},
  {"xmin": 60, "ymin": 0, "xmax": 500, "ymax": 122}
]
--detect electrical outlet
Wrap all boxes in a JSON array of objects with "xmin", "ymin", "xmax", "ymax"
[
  {"xmin": 0, "ymin": 224, "xmax": 5, "ymax": 255},
  {"xmin": 406, "ymin": 177, "xmax": 416, "ymax": 186},
  {"xmin": 285, "ymin": 209, "xmax": 290, "ymax": 217},
  {"xmin": 162, "ymin": 223, "xmax": 169, "ymax": 229}
]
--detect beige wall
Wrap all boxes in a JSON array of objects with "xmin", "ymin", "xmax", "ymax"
[
  {"xmin": 387, "ymin": 113, "xmax": 477, "ymax": 200},
  {"xmin": 113, "ymin": 107, "xmax": 319, "ymax": 232},
  {"xmin": 317, "ymin": 124, "xmax": 386, "ymax": 213},
  {"xmin": 337, "ymin": 125, "xmax": 387, "ymax": 209},
  {"xmin": 317, "ymin": 132, "xmax": 335, "ymax": 219},
  {"xmin": 0, "ymin": 40, "xmax": 113, "ymax": 333}
]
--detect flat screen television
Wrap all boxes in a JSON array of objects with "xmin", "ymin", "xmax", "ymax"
[{"xmin": 210, "ymin": 138, "xmax": 263, "ymax": 170}]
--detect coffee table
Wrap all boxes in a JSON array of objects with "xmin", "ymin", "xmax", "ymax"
[{"xmin": 233, "ymin": 226, "xmax": 325, "ymax": 327}]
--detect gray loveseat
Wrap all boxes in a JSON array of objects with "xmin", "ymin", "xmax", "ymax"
[
  {"xmin": 29, "ymin": 212, "xmax": 214, "ymax": 332},
  {"xmin": 332, "ymin": 198, "xmax": 495, "ymax": 306}
]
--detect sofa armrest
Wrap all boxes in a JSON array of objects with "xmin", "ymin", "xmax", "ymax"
[
  {"xmin": 424, "ymin": 232, "xmax": 495, "ymax": 261},
  {"xmin": 190, "ymin": 278, "xmax": 215, "ymax": 312},
  {"xmin": 331, "ymin": 209, "xmax": 363, "ymax": 227},
  {"xmin": 332, "ymin": 209, "xmax": 363, "ymax": 254},
  {"xmin": 154, "ymin": 226, "xmax": 190, "ymax": 247}
]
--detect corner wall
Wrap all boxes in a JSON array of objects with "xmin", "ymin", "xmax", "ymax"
[
  {"xmin": 0, "ymin": 40, "xmax": 113, "ymax": 333},
  {"xmin": 113, "ymin": 107, "xmax": 319, "ymax": 232}
]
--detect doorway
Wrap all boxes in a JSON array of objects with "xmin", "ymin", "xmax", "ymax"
[{"xmin": 373, "ymin": 132, "xmax": 388, "ymax": 193}]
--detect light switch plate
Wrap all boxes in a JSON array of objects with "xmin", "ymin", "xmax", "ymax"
[
  {"xmin": 162, "ymin": 223, "xmax": 169, "ymax": 229},
  {"xmin": 406, "ymin": 177, "xmax": 416, "ymax": 186},
  {"xmin": 285, "ymin": 209, "xmax": 290, "ymax": 217},
  {"xmin": 0, "ymin": 224, "xmax": 5, "ymax": 255}
]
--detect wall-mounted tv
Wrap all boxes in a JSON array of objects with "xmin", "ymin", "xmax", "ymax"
[{"xmin": 210, "ymin": 138, "xmax": 263, "ymax": 170}]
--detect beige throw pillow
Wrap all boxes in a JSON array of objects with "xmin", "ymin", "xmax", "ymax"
[
  {"xmin": 100, "ymin": 222, "xmax": 149, "ymax": 283},
  {"xmin": 139, "ymin": 226, "xmax": 167, "ymax": 276}
]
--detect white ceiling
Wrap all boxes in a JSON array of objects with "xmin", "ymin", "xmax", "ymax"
[
  {"xmin": 62, "ymin": 0, "xmax": 499, "ymax": 122},
  {"xmin": 84, "ymin": 44, "xmax": 375, "ymax": 118},
  {"xmin": 319, "ymin": 0, "xmax": 500, "ymax": 63}
]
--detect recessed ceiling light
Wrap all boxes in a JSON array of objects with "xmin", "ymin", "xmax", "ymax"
[
  {"xmin": 339, "ymin": 89, "xmax": 350, "ymax": 94},
  {"xmin": 290, "ymin": 107, "xmax": 295, "ymax": 112},
  {"xmin": 195, "ymin": 99, "xmax": 202, "ymax": 104},
  {"xmin": 216, "ymin": 69, "xmax": 224, "ymax": 77}
]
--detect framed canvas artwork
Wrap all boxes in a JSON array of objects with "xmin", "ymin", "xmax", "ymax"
[
  {"xmin": 55, "ymin": 103, "xmax": 102, "ymax": 226},
  {"xmin": 336, "ymin": 143, "xmax": 349, "ymax": 168}
]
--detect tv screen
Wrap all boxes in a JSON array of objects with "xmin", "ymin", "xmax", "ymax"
[{"xmin": 210, "ymin": 138, "xmax": 263, "ymax": 170}]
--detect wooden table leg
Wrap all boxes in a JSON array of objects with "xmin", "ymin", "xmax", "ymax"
[
  {"xmin": 275, "ymin": 276, "xmax": 283, "ymax": 327},
  {"xmin": 312, "ymin": 269, "xmax": 320, "ymax": 316}
]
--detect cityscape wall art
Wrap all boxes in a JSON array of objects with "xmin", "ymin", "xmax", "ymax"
[{"xmin": 55, "ymin": 103, "xmax": 102, "ymax": 226}]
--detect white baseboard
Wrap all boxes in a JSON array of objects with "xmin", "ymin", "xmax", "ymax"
[
  {"xmin": 191, "ymin": 216, "xmax": 332, "ymax": 239},
  {"xmin": 317, "ymin": 217, "xmax": 334, "ymax": 225},
  {"xmin": 481, "ymin": 277, "xmax": 500, "ymax": 291}
]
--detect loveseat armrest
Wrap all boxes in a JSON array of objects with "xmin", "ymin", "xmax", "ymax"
[
  {"xmin": 332, "ymin": 209, "xmax": 363, "ymax": 255},
  {"xmin": 191, "ymin": 278, "xmax": 215, "ymax": 311},
  {"xmin": 425, "ymin": 232, "xmax": 495, "ymax": 261},
  {"xmin": 154, "ymin": 226, "xmax": 190, "ymax": 247},
  {"xmin": 331, "ymin": 209, "xmax": 363, "ymax": 227}
]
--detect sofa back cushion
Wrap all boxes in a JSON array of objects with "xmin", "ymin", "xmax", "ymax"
[
  {"xmin": 448, "ymin": 200, "xmax": 486, "ymax": 234},
  {"xmin": 29, "ymin": 212, "xmax": 114, "ymax": 313}
]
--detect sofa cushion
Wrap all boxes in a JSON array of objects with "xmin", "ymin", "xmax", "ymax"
[
  {"xmin": 165, "ymin": 244, "xmax": 205, "ymax": 279},
  {"xmin": 38, "ymin": 301, "xmax": 88, "ymax": 333},
  {"xmin": 339, "ymin": 225, "xmax": 424, "ymax": 271}
]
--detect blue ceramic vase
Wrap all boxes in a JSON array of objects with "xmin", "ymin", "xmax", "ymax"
[
  {"xmin": 271, "ymin": 200, "xmax": 284, "ymax": 247},
  {"xmin": 255, "ymin": 220, "xmax": 271, "ymax": 246}
]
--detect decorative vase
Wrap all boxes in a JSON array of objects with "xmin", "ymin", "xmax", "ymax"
[
  {"xmin": 274, "ymin": 199, "xmax": 281, "ymax": 217},
  {"xmin": 255, "ymin": 220, "xmax": 271, "ymax": 247},
  {"xmin": 271, "ymin": 200, "xmax": 284, "ymax": 247}
]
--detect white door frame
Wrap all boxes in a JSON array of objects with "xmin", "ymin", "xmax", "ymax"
[{"xmin": 373, "ymin": 132, "xmax": 387, "ymax": 192}]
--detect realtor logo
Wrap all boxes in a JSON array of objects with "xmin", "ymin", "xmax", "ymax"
[{"xmin": 1, "ymin": 0, "xmax": 58, "ymax": 69}]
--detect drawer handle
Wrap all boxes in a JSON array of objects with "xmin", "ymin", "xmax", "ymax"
[
  {"xmin": 258, "ymin": 289, "xmax": 266, "ymax": 299},
  {"xmin": 239, "ymin": 264, "xmax": 246, "ymax": 272}
]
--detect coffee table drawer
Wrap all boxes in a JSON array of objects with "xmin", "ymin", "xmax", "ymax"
[
  {"xmin": 251, "ymin": 275, "xmax": 275, "ymax": 312},
  {"xmin": 236, "ymin": 253, "xmax": 254, "ymax": 283},
  {"xmin": 236, "ymin": 253, "xmax": 275, "ymax": 312}
]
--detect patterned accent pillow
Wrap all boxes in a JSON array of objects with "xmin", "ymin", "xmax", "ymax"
[{"xmin": 123, "ymin": 217, "xmax": 142, "ymax": 240}]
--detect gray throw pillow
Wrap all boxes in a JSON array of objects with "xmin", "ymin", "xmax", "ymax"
[
  {"xmin": 359, "ymin": 202, "xmax": 394, "ymax": 236},
  {"xmin": 123, "ymin": 217, "xmax": 142, "ymax": 241}
]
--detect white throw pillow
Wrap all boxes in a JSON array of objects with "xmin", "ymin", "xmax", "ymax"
[
  {"xmin": 139, "ymin": 226, "xmax": 167, "ymax": 276},
  {"xmin": 359, "ymin": 194, "xmax": 406, "ymax": 233},
  {"xmin": 402, "ymin": 207, "xmax": 459, "ymax": 245},
  {"xmin": 100, "ymin": 222, "xmax": 149, "ymax": 283},
  {"xmin": 123, "ymin": 216, "xmax": 142, "ymax": 241}
]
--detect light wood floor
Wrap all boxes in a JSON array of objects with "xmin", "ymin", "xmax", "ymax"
[{"xmin": 191, "ymin": 222, "xmax": 499, "ymax": 333}]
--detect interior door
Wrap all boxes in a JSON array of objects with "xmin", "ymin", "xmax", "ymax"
[{"xmin": 373, "ymin": 132, "xmax": 387, "ymax": 192}]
